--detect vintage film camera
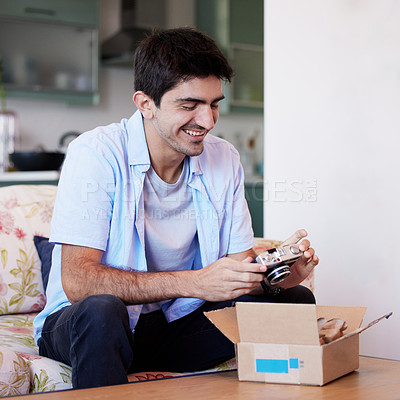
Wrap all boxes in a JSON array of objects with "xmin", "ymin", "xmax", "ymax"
[{"xmin": 255, "ymin": 243, "xmax": 303, "ymax": 286}]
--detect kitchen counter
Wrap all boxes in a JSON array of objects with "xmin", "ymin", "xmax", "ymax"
[{"xmin": 0, "ymin": 171, "xmax": 60, "ymax": 186}]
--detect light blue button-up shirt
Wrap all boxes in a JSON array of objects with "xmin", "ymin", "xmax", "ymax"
[{"xmin": 34, "ymin": 111, "xmax": 254, "ymax": 343}]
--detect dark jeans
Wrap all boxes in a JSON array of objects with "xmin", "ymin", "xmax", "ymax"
[{"xmin": 39, "ymin": 286, "xmax": 315, "ymax": 389}]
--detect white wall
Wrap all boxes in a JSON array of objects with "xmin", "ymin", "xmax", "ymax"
[{"xmin": 264, "ymin": 0, "xmax": 400, "ymax": 360}]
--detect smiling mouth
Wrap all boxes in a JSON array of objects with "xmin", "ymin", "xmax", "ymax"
[{"xmin": 183, "ymin": 128, "xmax": 207, "ymax": 137}]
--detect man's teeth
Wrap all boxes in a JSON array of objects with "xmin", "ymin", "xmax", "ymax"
[{"xmin": 184, "ymin": 129, "xmax": 204, "ymax": 137}]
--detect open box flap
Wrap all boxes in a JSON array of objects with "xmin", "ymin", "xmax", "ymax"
[
  {"xmin": 336, "ymin": 311, "xmax": 393, "ymax": 341},
  {"xmin": 316, "ymin": 305, "xmax": 367, "ymax": 334},
  {"xmin": 235, "ymin": 302, "xmax": 320, "ymax": 345},
  {"xmin": 204, "ymin": 307, "xmax": 240, "ymax": 344}
]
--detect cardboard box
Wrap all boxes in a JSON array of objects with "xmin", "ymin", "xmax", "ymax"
[{"xmin": 205, "ymin": 303, "xmax": 390, "ymax": 386}]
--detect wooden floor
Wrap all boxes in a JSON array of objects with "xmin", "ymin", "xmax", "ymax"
[{"xmin": 19, "ymin": 356, "xmax": 400, "ymax": 400}]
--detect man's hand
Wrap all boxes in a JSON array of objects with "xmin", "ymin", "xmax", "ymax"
[
  {"xmin": 278, "ymin": 229, "xmax": 319, "ymax": 289},
  {"xmin": 193, "ymin": 255, "xmax": 267, "ymax": 302}
]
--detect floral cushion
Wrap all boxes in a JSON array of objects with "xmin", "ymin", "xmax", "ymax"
[
  {"xmin": 0, "ymin": 185, "xmax": 57, "ymax": 315},
  {"xmin": 0, "ymin": 313, "xmax": 72, "ymax": 393},
  {"xmin": 0, "ymin": 346, "xmax": 30, "ymax": 396}
]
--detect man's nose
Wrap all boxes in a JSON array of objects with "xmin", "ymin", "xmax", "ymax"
[{"xmin": 196, "ymin": 106, "xmax": 216, "ymax": 131}]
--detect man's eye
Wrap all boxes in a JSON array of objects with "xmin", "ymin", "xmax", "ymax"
[
  {"xmin": 182, "ymin": 105, "xmax": 196, "ymax": 110},
  {"xmin": 211, "ymin": 103, "xmax": 219, "ymax": 109}
]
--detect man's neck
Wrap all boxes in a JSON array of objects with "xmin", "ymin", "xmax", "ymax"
[
  {"xmin": 150, "ymin": 156, "xmax": 185, "ymax": 184},
  {"xmin": 143, "ymin": 120, "xmax": 186, "ymax": 184}
]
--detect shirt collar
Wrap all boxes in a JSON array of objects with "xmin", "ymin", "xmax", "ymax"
[
  {"xmin": 126, "ymin": 110, "xmax": 151, "ymax": 172},
  {"xmin": 188, "ymin": 155, "xmax": 202, "ymax": 178}
]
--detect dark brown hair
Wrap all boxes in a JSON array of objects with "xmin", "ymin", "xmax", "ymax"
[{"xmin": 134, "ymin": 27, "xmax": 234, "ymax": 106}]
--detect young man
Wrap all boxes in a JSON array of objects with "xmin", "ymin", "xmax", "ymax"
[{"xmin": 34, "ymin": 27, "xmax": 319, "ymax": 389}]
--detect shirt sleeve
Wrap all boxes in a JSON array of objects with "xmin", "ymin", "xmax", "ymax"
[{"xmin": 50, "ymin": 135, "xmax": 116, "ymax": 251}]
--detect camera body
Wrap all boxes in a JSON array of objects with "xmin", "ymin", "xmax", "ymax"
[{"xmin": 255, "ymin": 243, "xmax": 303, "ymax": 286}]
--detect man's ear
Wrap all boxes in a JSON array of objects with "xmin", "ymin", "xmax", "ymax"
[{"xmin": 133, "ymin": 91, "xmax": 154, "ymax": 119}]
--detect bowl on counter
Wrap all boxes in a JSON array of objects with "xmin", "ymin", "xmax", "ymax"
[{"xmin": 9, "ymin": 151, "xmax": 65, "ymax": 171}]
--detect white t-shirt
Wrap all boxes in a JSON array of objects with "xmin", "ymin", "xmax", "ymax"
[{"xmin": 142, "ymin": 157, "xmax": 200, "ymax": 313}]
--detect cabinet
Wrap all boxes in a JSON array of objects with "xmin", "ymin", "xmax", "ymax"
[
  {"xmin": 245, "ymin": 181, "xmax": 263, "ymax": 237},
  {"xmin": 0, "ymin": 0, "xmax": 100, "ymax": 105},
  {"xmin": 195, "ymin": 0, "xmax": 263, "ymax": 113}
]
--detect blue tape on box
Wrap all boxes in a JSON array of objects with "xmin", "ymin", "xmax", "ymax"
[{"xmin": 256, "ymin": 358, "xmax": 300, "ymax": 374}]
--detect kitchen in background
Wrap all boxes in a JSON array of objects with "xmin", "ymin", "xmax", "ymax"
[{"xmin": 0, "ymin": 0, "xmax": 264, "ymax": 235}]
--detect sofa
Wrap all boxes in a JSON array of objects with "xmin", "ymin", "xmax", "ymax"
[{"xmin": 0, "ymin": 184, "xmax": 314, "ymax": 396}]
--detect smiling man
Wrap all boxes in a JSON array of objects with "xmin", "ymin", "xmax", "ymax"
[{"xmin": 33, "ymin": 27, "xmax": 318, "ymax": 390}]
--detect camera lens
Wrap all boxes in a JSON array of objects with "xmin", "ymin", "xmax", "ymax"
[{"xmin": 266, "ymin": 265, "xmax": 291, "ymax": 285}]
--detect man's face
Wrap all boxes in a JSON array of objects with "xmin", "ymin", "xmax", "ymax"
[{"xmin": 148, "ymin": 76, "xmax": 225, "ymax": 157}]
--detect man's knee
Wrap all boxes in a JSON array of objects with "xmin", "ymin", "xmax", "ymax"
[
  {"xmin": 39, "ymin": 295, "xmax": 127, "ymax": 364},
  {"xmin": 80, "ymin": 294, "xmax": 126, "ymax": 314},
  {"xmin": 77, "ymin": 294, "xmax": 128, "ymax": 326}
]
